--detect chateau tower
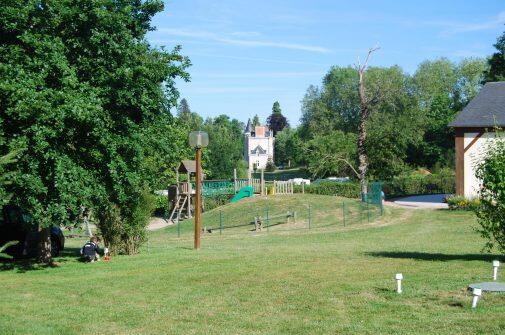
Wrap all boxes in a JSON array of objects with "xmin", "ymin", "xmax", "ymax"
[{"xmin": 243, "ymin": 119, "xmax": 274, "ymax": 170}]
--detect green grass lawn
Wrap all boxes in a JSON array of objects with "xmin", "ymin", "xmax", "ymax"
[{"xmin": 1, "ymin": 195, "xmax": 504, "ymax": 334}]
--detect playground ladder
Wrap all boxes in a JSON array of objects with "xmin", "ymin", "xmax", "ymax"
[{"xmin": 168, "ymin": 195, "xmax": 189, "ymax": 224}]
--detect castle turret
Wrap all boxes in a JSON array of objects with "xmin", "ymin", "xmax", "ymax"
[
  {"xmin": 243, "ymin": 119, "xmax": 274, "ymax": 170},
  {"xmin": 245, "ymin": 118, "xmax": 253, "ymax": 135}
]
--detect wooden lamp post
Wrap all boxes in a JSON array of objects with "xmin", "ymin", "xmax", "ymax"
[{"xmin": 189, "ymin": 131, "xmax": 209, "ymax": 250}]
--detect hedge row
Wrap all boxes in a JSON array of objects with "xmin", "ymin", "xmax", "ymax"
[
  {"xmin": 382, "ymin": 172, "xmax": 455, "ymax": 198},
  {"xmin": 294, "ymin": 181, "xmax": 361, "ymax": 198}
]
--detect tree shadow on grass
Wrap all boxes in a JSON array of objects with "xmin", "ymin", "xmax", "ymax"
[
  {"xmin": 0, "ymin": 247, "xmax": 82, "ymax": 273},
  {"xmin": 365, "ymin": 251, "xmax": 502, "ymax": 262}
]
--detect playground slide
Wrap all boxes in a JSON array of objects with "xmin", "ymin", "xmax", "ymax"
[{"xmin": 230, "ymin": 186, "xmax": 254, "ymax": 203}]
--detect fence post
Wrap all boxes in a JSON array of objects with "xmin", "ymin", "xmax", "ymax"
[
  {"xmin": 234, "ymin": 168, "xmax": 237, "ymax": 193},
  {"xmin": 177, "ymin": 218, "xmax": 181, "ymax": 237},
  {"xmin": 302, "ymin": 181, "xmax": 305, "ymax": 194},
  {"xmin": 367, "ymin": 199, "xmax": 371, "ymax": 223},
  {"xmin": 261, "ymin": 169, "xmax": 265, "ymax": 196},
  {"xmin": 359, "ymin": 201, "xmax": 363, "ymax": 225},
  {"xmin": 219, "ymin": 210, "xmax": 223, "ymax": 235},
  {"xmin": 342, "ymin": 201, "xmax": 346, "ymax": 227},
  {"xmin": 308, "ymin": 205, "xmax": 311, "ymax": 229},
  {"xmin": 266, "ymin": 207, "xmax": 270, "ymax": 232}
]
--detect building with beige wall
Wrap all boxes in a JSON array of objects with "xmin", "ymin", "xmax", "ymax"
[{"xmin": 451, "ymin": 82, "xmax": 505, "ymax": 198}]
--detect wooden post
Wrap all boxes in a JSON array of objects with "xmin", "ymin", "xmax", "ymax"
[
  {"xmin": 187, "ymin": 172, "xmax": 191, "ymax": 219},
  {"xmin": 195, "ymin": 147, "xmax": 202, "ymax": 250},
  {"xmin": 261, "ymin": 169, "xmax": 265, "ymax": 196},
  {"xmin": 302, "ymin": 181, "xmax": 305, "ymax": 194},
  {"xmin": 233, "ymin": 168, "xmax": 238, "ymax": 193},
  {"xmin": 247, "ymin": 168, "xmax": 252, "ymax": 187},
  {"xmin": 455, "ymin": 128, "xmax": 465, "ymax": 196}
]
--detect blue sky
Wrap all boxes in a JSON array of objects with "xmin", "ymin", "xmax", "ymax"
[{"xmin": 148, "ymin": 0, "xmax": 505, "ymax": 126}]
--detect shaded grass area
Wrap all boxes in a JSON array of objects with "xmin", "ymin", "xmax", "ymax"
[{"xmin": 1, "ymin": 199, "xmax": 505, "ymax": 334}]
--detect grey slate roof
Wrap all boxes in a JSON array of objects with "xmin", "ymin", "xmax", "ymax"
[
  {"xmin": 245, "ymin": 118, "xmax": 253, "ymax": 133},
  {"xmin": 250, "ymin": 145, "xmax": 267, "ymax": 155},
  {"xmin": 451, "ymin": 82, "xmax": 505, "ymax": 128}
]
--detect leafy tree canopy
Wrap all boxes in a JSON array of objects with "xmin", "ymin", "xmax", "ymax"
[
  {"xmin": 252, "ymin": 114, "xmax": 261, "ymax": 127},
  {"xmin": 267, "ymin": 101, "xmax": 289, "ymax": 136},
  {"xmin": 484, "ymin": 29, "xmax": 505, "ymax": 82},
  {"xmin": 0, "ymin": 0, "xmax": 190, "ymax": 257},
  {"xmin": 304, "ymin": 131, "xmax": 357, "ymax": 179}
]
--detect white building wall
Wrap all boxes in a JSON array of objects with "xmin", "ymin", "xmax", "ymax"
[
  {"xmin": 245, "ymin": 135, "xmax": 274, "ymax": 170},
  {"xmin": 463, "ymin": 132, "xmax": 498, "ymax": 198}
]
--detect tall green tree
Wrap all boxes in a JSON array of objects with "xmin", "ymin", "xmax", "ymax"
[
  {"xmin": 484, "ymin": 30, "xmax": 505, "ymax": 82},
  {"xmin": 266, "ymin": 101, "xmax": 289, "ymax": 136},
  {"xmin": 304, "ymin": 131, "xmax": 357, "ymax": 179},
  {"xmin": 177, "ymin": 98, "xmax": 191, "ymax": 116},
  {"xmin": 203, "ymin": 115, "xmax": 244, "ymax": 179},
  {"xmin": 364, "ymin": 66, "xmax": 422, "ymax": 179},
  {"xmin": 274, "ymin": 128, "xmax": 301, "ymax": 167},
  {"xmin": 300, "ymin": 62, "xmax": 421, "ymax": 180},
  {"xmin": 409, "ymin": 57, "xmax": 486, "ymax": 168},
  {"xmin": 252, "ymin": 114, "xmax": 261, "ymax": 127},
  {"xmin": 177, "ymin": 98, "xmax": 203, "ymax": 130},
  {"xmin": 300, "ymin": 67, "xmax": 359, "ymax": 139},
  {"xmin": 0, "ymin": 0, "xmax": 190, "ymax": 261}
]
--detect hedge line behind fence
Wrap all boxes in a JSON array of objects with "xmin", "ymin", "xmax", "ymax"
[
  {"xmin": 382, "ymin": 171, "xmax": 455, "ymax": 198},
  {"xmin": 294, "ymin": 182, "xmax": 361, "ymax": 198},
  {"xmin": 292, "ymin": 171, "xmax": 455, "ymax": 199}
]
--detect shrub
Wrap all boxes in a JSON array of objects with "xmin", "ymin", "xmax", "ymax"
[
  {"xmin": 474, "ymin": 139, "xmax": 505, "ymax": 252},
  {"xmin": 204, "ymin": 195, "xmax": 231, "ymax": 211},
  {"xmin": 445, "ymin": 195, "xmax": 480, "ymax": 210},
  {"xmin": 295, "ymin": 181, "xmax": 361, "ymax": 198},
  {"xmin": 154, "ymin": 195, "xmax": 167, "ymax": 216},
  {"xmin": 265, "ymin": 157, "xmax": 276, "ymax": 172},
  {"xmin": 96, "ymin": 190, "xmax": 155, "ymax": 255}
]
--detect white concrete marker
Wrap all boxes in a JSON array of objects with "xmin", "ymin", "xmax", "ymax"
[
  {"xmin": 492, "ymin": 260, "xmax": 500, "ymax": 281},
  {"xmin": 472, "ymin": 288, "xmax": 482, "ymax": 308},
  {"xmin": 394, "ymin": 273, "xmax": 403, "ymax": 293}
]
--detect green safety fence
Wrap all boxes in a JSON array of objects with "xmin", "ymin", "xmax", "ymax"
[
  {"xmin": 201, "ymin": 180, "xmax": 235, "ymax": 197},
  {"xmin": 188, "ymin": 180, "xmax": 235, "ymax": 197},
  {"xmin": 366, "ymin": 181, "xmax": 383, "ymax": 216}
]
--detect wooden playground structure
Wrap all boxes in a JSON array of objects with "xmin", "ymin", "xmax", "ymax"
[{"xmin": 167, "ymin": 161, "xmax": 294, "ymax": 223}]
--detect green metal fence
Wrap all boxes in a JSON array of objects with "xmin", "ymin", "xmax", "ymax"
[
  {"xmin": 201, "ymin": 180, "xmax": 235, "ymax": 197},
  {"xmin": 167, "ymin": 197, "xmax": 383, "ymax": 238}
]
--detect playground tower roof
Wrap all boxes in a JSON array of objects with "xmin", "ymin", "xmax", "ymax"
[{"xmin": 178, "ymin": 160, "xmax": 196, "ymax": 174}]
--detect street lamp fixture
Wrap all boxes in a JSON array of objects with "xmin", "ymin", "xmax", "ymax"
[{"xmin": 189, "ymin": 131, "xmax": 209, "ymax": 250}]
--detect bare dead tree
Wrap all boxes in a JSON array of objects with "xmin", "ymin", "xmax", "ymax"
[{"xmin": 356, "ymin": 45, "xmax": 380, "ymax": 197}]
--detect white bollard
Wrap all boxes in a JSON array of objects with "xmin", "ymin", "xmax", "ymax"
[
  {"xmin": 492, "ymin": 260, "xmax": 500, "ymax": 281},
  {"xmin": 472, "ymin": 288, "xmax": 482, "ymax": 308},
  {"xmin": 394, "ymin": 273, "xmax": 403, "ymax": 293}
]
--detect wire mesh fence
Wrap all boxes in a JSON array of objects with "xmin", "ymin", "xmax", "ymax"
[{"xmin": 161, "ymin": 197, "xmax": 383, "ymax": 241}]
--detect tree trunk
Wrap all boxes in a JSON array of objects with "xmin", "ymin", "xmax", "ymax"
[
  {"xmin": 355, "ymin": 46, "xmax": 379, "ymax": 198},
  {"xmin": 357, "ymin": 110, "xmax": 368, "ymax": 197},
  {"xmin": 37, "ymin": 226, "xmax": 52, "ymax": 264},
  {"xmin": 357, "ymin": 71, "xmax": 369, "ymax": 197}
]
